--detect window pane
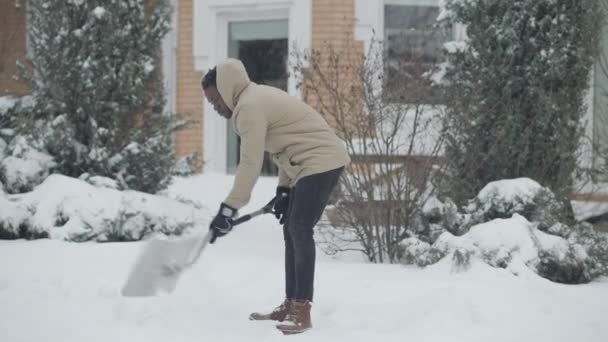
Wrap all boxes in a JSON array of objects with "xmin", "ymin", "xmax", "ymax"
[
  {"xmin": 229, "ymin": 20, "xmax": 288, "ymax": 41},
  {"xmin": 385, "ymin": 5, "xmax": 445, "ymax": 62},
  {"xmin": 383, "ymin": 5, "xmax": 449, "ymax": 104}
]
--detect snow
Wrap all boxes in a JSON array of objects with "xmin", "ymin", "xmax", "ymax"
[
  {"xmin": 0, "ymin": 194, "xmax": 29, "ymax": 235},
  {"xmin": 437, "ymin": 0, "xmax": 451, "ymax": 22},
  {"xmin": 473, "ymin": 178, "xmax": 543, "ymax": 214},
  {"xmin": 1, "ymin": 136, "xmax": 55, "ymax": 193},
  {"xmin": 93, "ymin": 6, "xmax": 106, "ymax": 19},
  {"xmin": 0, "ymin": 96, "xmax": 17, "ymax": 114},
  {"xmin": 572, "ymin": 200, "xmax": 608, "ymax": 221},
  {"xmin": 1, "ymin": 156, "xmax": 48, "ymax": 188},
  {"xmin": 444, "ymin": 41, "xmax": 469, "ymax": 53},
  {"xmin": 422, "ymin": 195, "xmax": 444, "ymax": 215},
  {"xmin": 4, "ymin": 174, "xmax": 209, "ymax": 241},
  {"xmin": 571, "ymin": 184, "xmax": 608, "ymax": 221},
  {"xmin": 1, "ymin": 173, "xmax": 608, "ymax": 341},
  {"xmin": 0, "ymin": 137, "xmax": 6, "ymax": 159},
  {"xmin": 349, "ymin": 107, "xmax": 443, "ymax": 157},
  {"xmin": 477, "ymin": 178, "xmax": 542, "ymax": 205},
  {"xmin": 435, "ymin": 214, "xmax": 570, "ymax": 267}
]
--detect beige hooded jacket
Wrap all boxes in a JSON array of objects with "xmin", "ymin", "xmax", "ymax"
[{"xmin": 216, "ymin": 59, "xmax": 350, "ymax": 209}]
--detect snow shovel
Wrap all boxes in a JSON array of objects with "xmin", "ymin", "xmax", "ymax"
[{"xmin": 121, "ymin": 199, "xmax": 276, "ymax": 297}]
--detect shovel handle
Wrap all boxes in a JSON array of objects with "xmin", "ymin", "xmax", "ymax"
[
  {"xmin": 230, "ymin": 197, "xmax": 276, "ymax": 226},
  {"xmin": 184, "ymin": 198, "xmax": 277, "ymax": 269}
]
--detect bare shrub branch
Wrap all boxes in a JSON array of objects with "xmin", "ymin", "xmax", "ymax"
[{"xmin": 291, "ymin": 37, "xmax": 446, "ymax": 263}]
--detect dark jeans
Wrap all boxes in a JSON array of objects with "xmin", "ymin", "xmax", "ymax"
[{"xmin": 283, "ymin": 167, "xmax": 343, "ymax": 302}]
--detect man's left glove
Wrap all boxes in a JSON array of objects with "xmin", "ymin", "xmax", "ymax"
[
  {"xmin": 273, "ymin": 186, "xmax": 291, "ymax": 225},
  {"xmin": 209, "ymin": 203, "xmax": 238, "ymax": 244}
]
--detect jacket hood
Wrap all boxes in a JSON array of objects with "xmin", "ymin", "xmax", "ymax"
[{"xmin": 217, "ymin": 59, "xmax": 251, "ymax": 111}]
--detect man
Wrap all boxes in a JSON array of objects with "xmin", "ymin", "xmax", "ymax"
[{"xmin": 201, "ymin": 59, "xmax": 350, "ymax": 335}]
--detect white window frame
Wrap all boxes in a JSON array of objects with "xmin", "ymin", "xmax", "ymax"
[
  {"xmin": 193, "ymin": 0, "xmax": 311, "ymax": 173},
  {"xmin": 162, "ymin": 0, "xmax": 178, "ymax": 115},
  {"xmin": 579, "ymin": 63, "xmax": 608, "ymax": 191}
]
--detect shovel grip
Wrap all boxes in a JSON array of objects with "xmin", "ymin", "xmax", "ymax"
[{"xmin": 229, "ymin": 197, "xmax": 276, "ymax": 226}]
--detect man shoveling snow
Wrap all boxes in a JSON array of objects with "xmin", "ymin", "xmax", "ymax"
[{"xmin": 202, "ymin": 58, "xmax": 350, "ymax": 334}]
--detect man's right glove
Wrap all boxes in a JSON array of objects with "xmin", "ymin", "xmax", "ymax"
[
  {"xmin": 273, "ymin": 186, "xmax": 291, "ymax": 225},
  {"xmin": 209, "ymin": 203, "xmax": 237, "ymax": 244}
]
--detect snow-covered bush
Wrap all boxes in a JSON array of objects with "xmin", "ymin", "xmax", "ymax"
[
  {"xmin": 0, "ymin": 96, "xmax": 19, "ymax": 132},
  {"xmin": 0, "ymin": 175, "xmax": 208, "ymax": 242},
  {"xmin": 400, "ymin": 178, "xmax": 608, "ymax": 283},
  {"xmin": 1, "ymin": 96, "xmax": 58, "ymax": 194},
  {"xmin": 0, "ymin": 135, "xmax": 55, "ymax": 193},
  {"xmin": 0, "ymin": 194, "xmax": 33, "ymax": 240},
  {"xmin": 23, "ymin": 0, "xmax": 186, "ymax": 194},
  {"xmin": 464, "ymin": 178, "xmax": 574, "ymax": 234},
  {"xmin": 415, "ymin": 196, "xmax": 463, "ymax": 242}
]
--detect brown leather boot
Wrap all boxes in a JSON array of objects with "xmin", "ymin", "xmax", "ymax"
[
  {"xmin": 276, "ymin": 301, "xmax": 312, "ymax": 335},
  {"xmin": 249, "ymin": 299, "xmax": 292, "ymax": 322}
]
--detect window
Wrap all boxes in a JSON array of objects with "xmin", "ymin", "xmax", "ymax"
[{"xmin": 383, "ymin": 1, "xmax": 450, "ymax": 104}]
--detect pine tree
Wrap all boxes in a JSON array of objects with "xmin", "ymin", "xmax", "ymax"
[
  {"xmin": 440, "ymin": 0, "xmax": 603, "ymax": 203},
  {"xmin": 26, "ymin": 0, "xmax": 178, "ymax": 193}
]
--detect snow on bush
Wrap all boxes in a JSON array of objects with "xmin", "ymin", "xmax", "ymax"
[
  {"xmin": 0, "ymin": 135, "xmax": 56, "ymax": 194},
  {"xmin": 400, "ymin": 178, "xmax": 608, "ymax": 283},
  {"xmin": 0, "ymin": 95, "xmax": 54, "ymax": 194},
  {"xmin": 0, "ymin": 136, "xmax": 6, "ymax": 160},
  {"xmin": 0, "ymin": 174, "xmax": 209, "ymax": 242},
  {"xmin": 0, "ymin": 96, "xmax": 18, "ymax": 115},
  {"xmin": 0, "ymin": 189, "xmax": 31, "ymax": 239},
  {"xmin": 416, "ymin": 196, "xmax": 462, "ymax": 243},
  {"xmin": 465, "ymin": 178, "xmax": 574, "ymax": 233},
  {"xmin": 78, "ymin": 173, "xmax": 119, "ymax": 189}
]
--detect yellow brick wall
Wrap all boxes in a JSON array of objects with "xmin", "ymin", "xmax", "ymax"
[
  {"xmin": 0, "ymin": 0, "xmax": 29, "ymax": 96},
  {"xmin": 308, "ymin": 0, "xmax": 364, "ymax": 134},
  {"xmin": 175, "ymin": 0, "xmax": 204, "ymax": 171},
  {"xmin": 312, "ymin": 0, "xmax": 356, "ymax": 44}
]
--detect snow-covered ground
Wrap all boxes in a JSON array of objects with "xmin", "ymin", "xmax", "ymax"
[{"xmin": 1, "ymin": 174, "xmax": 608, "ymax": 342}]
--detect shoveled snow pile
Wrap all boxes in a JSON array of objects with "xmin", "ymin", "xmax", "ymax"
[
  {"xmin": 402, "ymin": 178, "xmax": 608, "ymax": 283},
  {"xmin": 0, "ymin": 174, "xmax": 208, "ymax": 241}
]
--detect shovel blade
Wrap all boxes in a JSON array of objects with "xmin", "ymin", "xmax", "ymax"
[{"xmin": 121, "ymin": 232, "xmax": 208, "ymax": 297}]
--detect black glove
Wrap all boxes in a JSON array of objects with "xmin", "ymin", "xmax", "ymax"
[
  {"xmin": 209, "ymin": 203, "xmax": 237, "ymax": 244},
  {"xmin": 273, "ymin": 186, "xmax": 291, "ymax": 225}
]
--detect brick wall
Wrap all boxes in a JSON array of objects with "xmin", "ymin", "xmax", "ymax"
[
  {"xmin": 175, "ymin": 0, "xmax": 204, "ymax": 171},
  {"xmin": 307, "ymin": 0, "xmax": 364, "ymax": 133},
  {"xmin": 0, "ymin": 0, "xmax": 29, "ymax": 96},
  {"xmin": 312, "ymin": 0, "xmax": 356, "ymax": 46}
]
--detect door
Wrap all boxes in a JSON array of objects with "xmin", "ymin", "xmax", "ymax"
[{"xmin": 226, "ymin": 19, "xmax": 289, "ymax": 175}]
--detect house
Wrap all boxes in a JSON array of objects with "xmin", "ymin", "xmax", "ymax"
[{"xmin": 1, "ymin": 0, "xmax": 607, "ymax": 204}]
